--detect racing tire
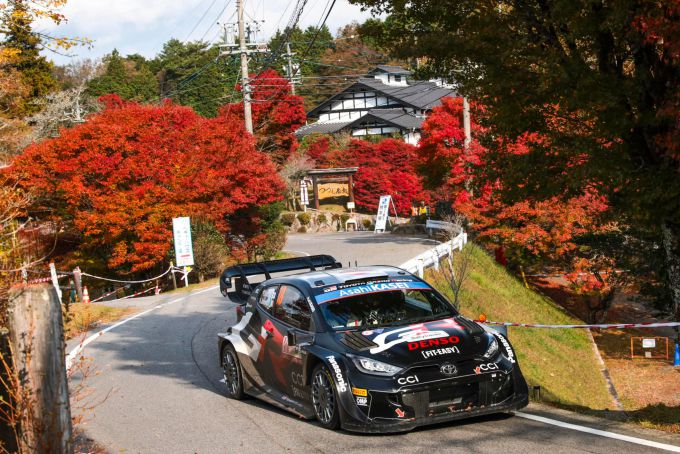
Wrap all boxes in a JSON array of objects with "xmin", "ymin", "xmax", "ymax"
[
  {"xmin": 311, "ymin": 364, "xmax": 341, "ymax": 430},
  {"xmin": 221, "ymin": 344, "xmax": 244, "ymax": 400}
]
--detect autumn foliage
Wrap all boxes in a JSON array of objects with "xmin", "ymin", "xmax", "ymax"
[
  {"xmin": 10, "ymin": 95, "xmax": 284, "ymax": 273},
  {"xmin": 302, "ymin": 135, "xmax": 429, "ymax": 215},
  {"xmin": 419, "ymin": 97, "xmax": 610, "ymax": 266},
  {"xmin": 227, "ymin": 70, "xmax": 307, "ymax": 167}
]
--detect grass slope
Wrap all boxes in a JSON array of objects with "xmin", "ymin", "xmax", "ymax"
[{"xmin": 428, "ymin": 244, "xmax": 614, "ymax": 410}]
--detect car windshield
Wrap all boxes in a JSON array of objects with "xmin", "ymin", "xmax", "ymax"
[{"xmin": 317, "ymin": 288, "xmax": 457, "ymax": 330}]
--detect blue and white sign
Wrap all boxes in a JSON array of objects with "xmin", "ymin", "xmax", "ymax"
[
  {"xmin": 374, "ymin": 195, "xmax": 392, "ymax": 232},
  {"xmin": 172, "ymin": 217, "xmax": 194, "ymax": 267},
  {"xmin": 315, "ymin": 281, "xmax": 432, "ymax": 304}
]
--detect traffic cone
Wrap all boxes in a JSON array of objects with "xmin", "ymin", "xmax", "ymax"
[
  {"xmin": 674, "ymin": 342, "xmax": 680, "ymax": 367},
  {"xmin": 82, "ymin": 286, "xmax": 90, "ymax": 304}
]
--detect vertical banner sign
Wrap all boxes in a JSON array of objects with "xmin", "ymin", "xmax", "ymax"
[
  {"xmin": 300, "ymin": 179, "xmax": 309, "ymax": 207},
  {"xmin": 374, "ymin": 195, "xmax": 392, "ymax": 232},
  {"xmin": 172, "ymin": 217, "xmax": 194, "ymax": 267}
]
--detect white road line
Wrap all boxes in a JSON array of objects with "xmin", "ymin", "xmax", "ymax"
[
  {"xmin": 516, "ymin": 412, "xmax": 680, "ymax": 452},
  {"xmin": 66, "ymin": 285, "xmax": 218, "ymax": 371}
]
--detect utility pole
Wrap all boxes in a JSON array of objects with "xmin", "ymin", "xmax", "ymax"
[
  {"xmin": 463, "ymin": 97, "xmax": 472, "ymax": 150},
  {"xmin": 237, "ymin": 0, "xmax": 253, "ymax": 134},
  {"xmin": 283, "ymin": 42, "xmax": 299, "ymax": 95},
  {"xmin": 220, "ymin": 0, "xmax": 268, "ymax": 135}
]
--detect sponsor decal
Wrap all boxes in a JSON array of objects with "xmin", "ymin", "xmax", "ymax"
[
  {"xmin": 356, "ymin": 396, "xmax": 368, "ymax": 406},
  {"xmin": 408, "ymin": 336, "xmax": 460, "ymax": 351},
  {"xmin": 327, "ymin": 356, "xmax": 348, "ymax": 392},
  {"xmin": 497, "ymin": 334, "xmax": 516, "ymax": 364},
  {"xmin": 323, "ymin": 286, "xmax": 337, "ymax": 293},
  {"xmin": 369, "ymin": 325, "xmax": 450, "ymax": 354},
  {"xmin": 352, "ymin": 387, "xmax": 368, "ymax": 397},
  {"xmin": 439, "ymin": 363, "xmax": 458, "ymax": 377},
  {"xmin": 474, "ymin": 363, "xmax": 499, "ymax": 374},
  {"xmin": 315, "ymin": 281, "xmax": 432, "ymax": 304},
  {"xmin": 291, "ymin": 386, "xmax": 305, "ymax": 399},
  {"xmin": 421, "ymin": 346, "xmax": 461, "ymax": 359},
  {"xmin": 397, "ymin": 375, "xmax": 419, "ymax": 385},
  {"xmin": 291, "ymin": 372, "xmax": 304, "ymax": 386},
  {"xmin": 395, "ymin": 408, "xmax": 405, "ymax": 418},
  {"xmin": 362, "ymin": 330, "xmax": 374, "ymax": 336}
]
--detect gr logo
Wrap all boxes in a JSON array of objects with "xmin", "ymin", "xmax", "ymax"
[{"xmin": 397, "ymin": 375, "xmax": 419, "ymax": 385}]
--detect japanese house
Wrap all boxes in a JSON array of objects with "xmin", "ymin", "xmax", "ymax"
[{"xmin": 295, "ymin": 66, "xmax": 457, "ymax": 145}]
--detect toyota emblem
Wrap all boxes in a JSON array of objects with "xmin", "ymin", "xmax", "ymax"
[{"xmin": 440, "ymin": 363, "xmax": 458, "ymax": 377}]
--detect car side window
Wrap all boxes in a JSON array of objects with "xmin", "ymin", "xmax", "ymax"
[
  {"xmin": 258, "ymin": 286, "xmax": 278, "ymax": 314},
  {"xmin": 274, "ymin": 285, "xmax": 312, "ymax": 331}
]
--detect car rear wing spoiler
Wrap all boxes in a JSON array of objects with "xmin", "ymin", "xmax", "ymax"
[{"xmin": 222, "ymin": 254, "xmax": 342, "ymax": 296}]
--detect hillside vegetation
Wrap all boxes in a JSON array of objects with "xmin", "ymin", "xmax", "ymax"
[{"xmin": 428, "ymin": 244, "xmax": 614, "ymax": 410}]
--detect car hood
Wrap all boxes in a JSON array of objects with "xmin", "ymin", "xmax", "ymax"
[{"xmin": 335, "ymin": 316, "xmax": 491, "ymax": 367}]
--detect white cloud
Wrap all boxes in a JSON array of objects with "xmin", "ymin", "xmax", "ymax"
[{"xmin": 39, "ymin": 0, "xmax": 375, "ymax": 64}]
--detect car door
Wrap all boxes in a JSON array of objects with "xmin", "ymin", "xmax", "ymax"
[{"xmin": 271, "ymin": 285, "xmax": 314, "ymax": 402}]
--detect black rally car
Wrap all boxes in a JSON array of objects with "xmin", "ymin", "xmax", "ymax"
[{"xmin": 217, "ymin": 255, "xmax": 528, "ymax": 433}]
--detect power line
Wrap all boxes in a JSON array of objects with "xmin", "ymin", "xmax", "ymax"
[{"xmin": 185, "ymin": 0, "xmax": 220, "ymax": 42}]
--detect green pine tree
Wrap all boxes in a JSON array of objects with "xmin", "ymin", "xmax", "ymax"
[
  {"xmin": 87, "ymin": 50, "xmax": 159, "ymax": 102},
  {"xmin": 1, "ymin": 0, "xmax": 57, "ymax": 116}
]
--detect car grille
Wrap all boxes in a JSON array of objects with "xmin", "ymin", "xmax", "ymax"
[{"xmin": 340, "ymin": 331, "xmax": 378, "ymax": 351}]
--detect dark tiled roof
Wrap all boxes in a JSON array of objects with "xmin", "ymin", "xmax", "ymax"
[
  {"xmin": 307, "ymin": 77, "xmax": 456, "ymax": 118},
  {"xmin": 295, "ymin": 120, "xmax": 353, "ymax": 136},
  {"xmin": 368, "ymin": 65, "xmax": 412, "ymax": 75},
  {"xmin": 356, "ymin": 78, "xmax": 456, "ymax": 110},
  {"xmin": 363, "ymin": 108, "xmax": 424, "ymax": 130}
]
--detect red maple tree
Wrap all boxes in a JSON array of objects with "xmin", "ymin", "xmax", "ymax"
[
  {"xmin": 225, "ymin": 69, "xmax": 307, "ymax": 167},
  {"xmin": 302, "ymin": 136, "xmax": 429, "ymax": 215},
  {"xmin": 10, "ymin": 95, "xmax": 284, "ymax": 273}
]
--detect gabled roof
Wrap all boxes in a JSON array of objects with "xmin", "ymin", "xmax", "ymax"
[
  {"xmin": 295, "ymin": 120, "xmax": 354, "ymax": 136},
  {"xmin": 367, "ymin": 65, "xmax": 412, "ymax": 75},
  {"xmin": 295, "ymin": 109, "xmax": 424, "ymax": 137},
  {"xmin": 307, "ymin": 77, "xmax": 456, "ymax": 118},
  {"xmin": 362, "ymin": 108, "xmax": 424, "ymax": 130}
]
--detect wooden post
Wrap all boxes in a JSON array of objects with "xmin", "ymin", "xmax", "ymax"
[
  {"xmin": 8, "ymin": 284, "xmax": 73, "ymax": 453},
  {"xmin": 72, "ymin": 266, "xmax": 83, "ymax": 303},
  {"xmin": 348, "ymin": 173, "xmax": 355, "ymax": 204},
  {"xmin": 312, "ymin": 175, "xmax": 320, "ymax": 210},
  {"xmin": 170, "ymin": 261, "xmax": 177, "ymax": 290}
]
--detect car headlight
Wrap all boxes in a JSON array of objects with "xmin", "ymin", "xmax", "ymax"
[
  {"xmin": 349, "ymin": 355, "xmax": 402, "ymax": 376},
  {"xmin": 483, "ymin": 336, "xmax": 499, "ymax": 360}
]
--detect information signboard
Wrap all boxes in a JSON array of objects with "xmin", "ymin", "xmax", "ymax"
[
  {"xmin": 172, "ymin": 217, "xmax": 194, "ymax": 267},
  {"xmin": 374, "ymin": 195, "xmax": 392, "ymax": 232}
]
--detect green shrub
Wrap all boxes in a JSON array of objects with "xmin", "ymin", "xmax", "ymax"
[
  {"xmin": 340, "ymin": 214, "xmax": 350, "ymax": 224},
  {"xmin": 280, "ymin": 213, "xmax": 296, "ymax": 226},
  {"xmin": 297, "ymin": 212, "xmax": 311, "ymax": 226},
  {"xmin": 317, "ymin": 213, "xmax": 327, "ymax": 225},
  {"xmin": 362, "ymin": 219, "xmax": 372, "ymax": 229},
  {"xmin": 297, "ymin": 226, "xmax": 307, "ymax": 233}
]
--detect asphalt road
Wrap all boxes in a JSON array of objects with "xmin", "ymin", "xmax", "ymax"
[{"xmin": 69, "ymin": 232, "xmax": 680, "ymax": 453}]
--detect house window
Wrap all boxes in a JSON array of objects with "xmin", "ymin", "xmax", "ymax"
[{"xmin": 395, "ymin": 75, "xmax": 401, "ymax": 82}]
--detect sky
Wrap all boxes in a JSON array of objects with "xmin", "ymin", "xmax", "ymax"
[{"xmin": 39, "ymin": 0, "xmax": 374, "ymax": 65}]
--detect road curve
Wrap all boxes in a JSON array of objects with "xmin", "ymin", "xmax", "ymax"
[{"xmin": 69, "ymin": 232, "xmax": 680, "ymax": 453}]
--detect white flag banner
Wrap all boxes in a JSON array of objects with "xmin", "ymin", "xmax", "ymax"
[
  {"xmin": 300, "ymin": 179, "xmax": 309, "ymax": 206},
  {"xmin": 172, "ymin": 217, "xmax": 195, "ymax": 267},
  {"xmin": 374, "ymin": 195, "xmax": 392, "ymax": 232}
]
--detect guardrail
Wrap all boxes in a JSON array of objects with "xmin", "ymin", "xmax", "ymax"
[{"xmin": 399, "ymin": 230, "xmax": 467, "ymax": 277}]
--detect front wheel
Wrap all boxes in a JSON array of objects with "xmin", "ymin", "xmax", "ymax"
[
  {"xmin": 311, "ymin": 364, "xmax": 340, "ymax": 429},
  {"xmin": 222, "ymin": 344, "xmax": 244, "ymax": 399}
]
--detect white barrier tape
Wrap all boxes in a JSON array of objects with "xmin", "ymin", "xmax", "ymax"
[
  {"xmin": 91, "ymin": 285, "xmax": 130, "ymax": 303},
  {"xmin": 482, "ymin": 320, "xmax": 680, "ymax": 329},
  {"xmin": 121, "ymin": 286, "xmax": 158, "ymax": 299},
  {"xmin": 82, "ymin": 266, "xmax": 172, "ymax": 284}
]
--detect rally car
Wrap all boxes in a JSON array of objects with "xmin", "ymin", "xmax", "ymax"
[{"xmin": 217, "ymin": 255, "xmax": 528, "ymax": 433}]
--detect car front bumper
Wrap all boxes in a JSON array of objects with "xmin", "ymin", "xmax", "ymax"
[{"xmin": 340, "ymin": 368, "xmax": 529, "ymax": 433}]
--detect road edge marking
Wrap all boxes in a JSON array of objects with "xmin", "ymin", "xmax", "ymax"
[
  {"xmin": 65, "ymin": 285, "xmax": 218, "ymax": 371},
  {"xmin": 516, "ymin": 411, "xmax": 680, "ymax": 452}
]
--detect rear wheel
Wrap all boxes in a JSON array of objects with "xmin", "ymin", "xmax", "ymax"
[
  {"xmin": 311, "ymin": 364, "xmax": 340, "ymax": 429},
  {"xmin": 221, "ymin": 344, "xmax": 244, "ymax": 399}
]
